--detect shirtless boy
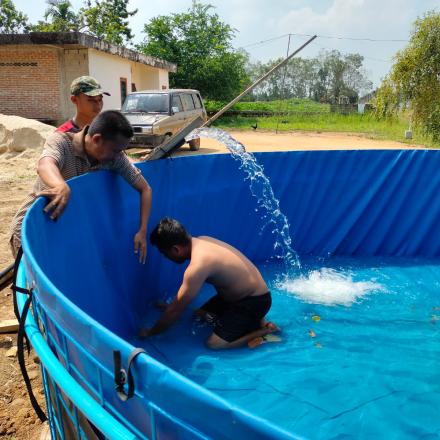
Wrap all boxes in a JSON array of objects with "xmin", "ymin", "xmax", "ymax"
[{"xmin": 140, "ymin": 218, "xmax": 279, "ymax": 349}]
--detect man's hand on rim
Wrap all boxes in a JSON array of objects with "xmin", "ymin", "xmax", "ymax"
[{"xmin": 37, "ymin": 183, "xmax": 71, "ymax": 220}]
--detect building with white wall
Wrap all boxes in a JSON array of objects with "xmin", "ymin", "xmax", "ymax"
[{"xmin": 0, "ymin": 32, "xmax": 176, "ymax": 124}]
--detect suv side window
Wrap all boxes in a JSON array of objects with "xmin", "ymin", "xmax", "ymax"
[
  {"xmin": 171, "ymin": 94, "xmax": 183, "ymax": 112},
  {"xmin": 192, "ymin": 93, "xmax": 202, "ymax": 109},
  {"xmin": 181, "ymin": 93, "xmax": 195, "ymax": 111}
]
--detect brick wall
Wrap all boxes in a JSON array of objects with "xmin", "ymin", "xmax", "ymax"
[{"xmin": 0, "ymin": 46, "xmax": 62, "ymax": 122}]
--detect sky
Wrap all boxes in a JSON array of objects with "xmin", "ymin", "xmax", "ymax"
[{"xmin": 13, "ymin": 0, "xmax": 439, "ymax": 88}]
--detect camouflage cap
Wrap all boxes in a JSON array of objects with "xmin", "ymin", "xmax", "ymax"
[{"xmin": 70, "ymin": 76, "xmax": 110, "ymax": 96}]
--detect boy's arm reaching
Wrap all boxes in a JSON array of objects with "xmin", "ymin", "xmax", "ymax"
[
  {"xmin": 140, "ymin": 264, "xmax": 207, "ymax": 337},
  {"xmin": 132, "ymin": 176, "xmax": 152, "ymax": 264}
]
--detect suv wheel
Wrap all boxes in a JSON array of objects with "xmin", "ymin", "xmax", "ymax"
[{"xmin": 188, "ymin": 138, "xmax": 201, "ymax": 151}]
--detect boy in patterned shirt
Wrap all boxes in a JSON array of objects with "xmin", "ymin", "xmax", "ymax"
[{"xmin": 10, "ymin": 110, "xmax": 151, "ymax": 264}]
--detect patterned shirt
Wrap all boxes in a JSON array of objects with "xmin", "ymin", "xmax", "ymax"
[{"xmin": 10, "ymin": 128, "xmax": 141, "ymax": 253}]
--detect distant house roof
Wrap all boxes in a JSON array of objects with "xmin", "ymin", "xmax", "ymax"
[
  {"xmin": 358, "ymin": 90, "xmax": 376, "ymax": 104},
  {"xmin": 0, "ymin": 32, "xmax": 177, "ymax": 72}
]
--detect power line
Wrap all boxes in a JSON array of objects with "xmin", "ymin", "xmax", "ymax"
[
  {"xmin": 241, "ymin": 35, "xmax": 394, "ymax": 65},
  {"xmin": 297, "ymin": 32, "xmax": 408, "ymax": 42},
  {"xmin": 240, "ymin": 34, "xmax": 398, "ymax": 65},
  {"xmin": 239, "ymin": 32, "xmax": 408, "ymax": 49},
  {"xmin": 241, "ymin": 34, "xmax": 289, "ymax": 48}
]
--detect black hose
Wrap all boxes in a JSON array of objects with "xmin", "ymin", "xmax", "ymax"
[{"xmin": 0, "ymin": 263, "xmax": 14, "ymax": 291}]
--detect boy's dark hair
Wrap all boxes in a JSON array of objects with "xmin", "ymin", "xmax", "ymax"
[
  {"xmin": 150, "ymin": 218, "xmax": 191, "ymax": 250},
  {"xmin": 88, "ymin": 110, "xmax": 133, "ymax": 141}
]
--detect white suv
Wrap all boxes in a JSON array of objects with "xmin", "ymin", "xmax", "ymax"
[{"xmin": 122, "ymin": 89, "xmax": 207, "ymax": 151}]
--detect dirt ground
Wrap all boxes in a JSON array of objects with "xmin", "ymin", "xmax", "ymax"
[
  {"xmin": 0, "ymin": 147, "xmax": 46, "ymax": 439},
  {"xmin": 0, "ymin": 129, "xmax": 424, "ymax": 439},
  {"xmin": 171, "ymin": 129, "xmax": 425, "ymax": 157}
]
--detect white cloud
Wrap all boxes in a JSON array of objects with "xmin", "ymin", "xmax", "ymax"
[{"xmin": 275, "ymin": 0, "xmax": 413, "ymax": 39}]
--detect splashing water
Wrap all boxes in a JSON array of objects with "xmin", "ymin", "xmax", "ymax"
[
  {"xmin": 186, "ymin": 127, "xmax": 301, "ymax": 271},
  {"xmin": 186, "ymin": 127, "xmax": 384, "ymax": 302},
  {"xmin": 279, "ymin": 267, "xmax": 384, "ymax": 306}
]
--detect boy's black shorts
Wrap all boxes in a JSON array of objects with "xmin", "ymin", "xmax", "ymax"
[{"xmin": 200, "ymin": 292, "xmax": 272, "ymax": 342}]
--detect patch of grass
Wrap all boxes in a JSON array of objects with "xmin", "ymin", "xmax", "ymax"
[
  {"xmin": 204, "ymin": 98, "xmax": 330, "ymax": 113},
  {"xmin": 213, "ymin": 113, "xmax": 440, "ymax": 148}
]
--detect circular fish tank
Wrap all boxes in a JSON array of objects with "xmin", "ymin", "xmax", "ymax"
[{"xmin": 18, "ymin": 149, "xmax": 440, "ymax": 439}]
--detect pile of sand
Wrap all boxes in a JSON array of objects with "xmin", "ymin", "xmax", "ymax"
[
  {"xmin": 0, "ymin": 114, "xmax": 53, "ymax": 153},
  {"xmin": 0, "ymin": 114, "xmax": 54, "ymax": 268}
]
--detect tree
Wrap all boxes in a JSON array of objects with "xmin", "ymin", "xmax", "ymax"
[
  {"xmin": 374, "ymin": 11, "xmax": 440, "ymax": 140},
  {"xmin": 138, "ymin": 1, "xmax": 250, "ymax": 101},
  {"xmin": 246, "ymin": 50, "xmax": 371, "ymax": 103},
  {"xmin": 343, "ymin": 53, "xmax": 372, "ymax": 100},
  {"xmin": 309, "ymin": 50, "xmax": 372, "ymax": 103},
  {"xmin": 81, "ymin": 0, "xmax": 137, "ymax": 46},
  {"xmin": 0, "ymin": 0, "xmax": 29, "ymax": 33},
  {"xmin": 31, "ymin": 0, "xmax": 80, "ymax": 32}
]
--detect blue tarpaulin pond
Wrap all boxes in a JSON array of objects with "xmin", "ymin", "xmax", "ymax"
[{"xmin": 19, "ymin": 149, "xmax": 440, "ymax": 439}]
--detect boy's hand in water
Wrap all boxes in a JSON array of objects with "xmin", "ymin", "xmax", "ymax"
[{"xmin": 134, "ymin": 230, "xmax": 147, "ymax": 264}]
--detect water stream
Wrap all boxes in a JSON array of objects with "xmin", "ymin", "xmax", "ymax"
[
  {"xmin": 186, "ymin": 127, "xmax": 301, "ymax": 272},
  {"xmin": 186, "ymin": 127, "xmax": 383, "ymax": 303}
]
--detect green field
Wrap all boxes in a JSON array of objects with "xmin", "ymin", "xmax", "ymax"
[
  {"xmin": 207, "ymin": 99, "xmax": 438, "ymax": 148},
  {"xmin": 204, "ymin": 98, "xmax": 330, "ymax": 113}
]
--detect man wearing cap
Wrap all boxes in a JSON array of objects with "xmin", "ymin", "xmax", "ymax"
[
  {"xmin": 10, "ymin": 110, "xmax": 152, "ymax": 264},
  {"xmin": 56, "ymin": 76, "xmax": 110, "ymax": 133}
]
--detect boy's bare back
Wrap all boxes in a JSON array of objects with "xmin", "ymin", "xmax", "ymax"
[{"xmin": 188, "ymin": 236, "xmax": 268, "ymax": 301}]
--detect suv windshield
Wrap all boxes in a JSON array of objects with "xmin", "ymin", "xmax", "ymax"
[{"xmin": 122, "ymin": 93, "xmax": 169, "ymax": 113}]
